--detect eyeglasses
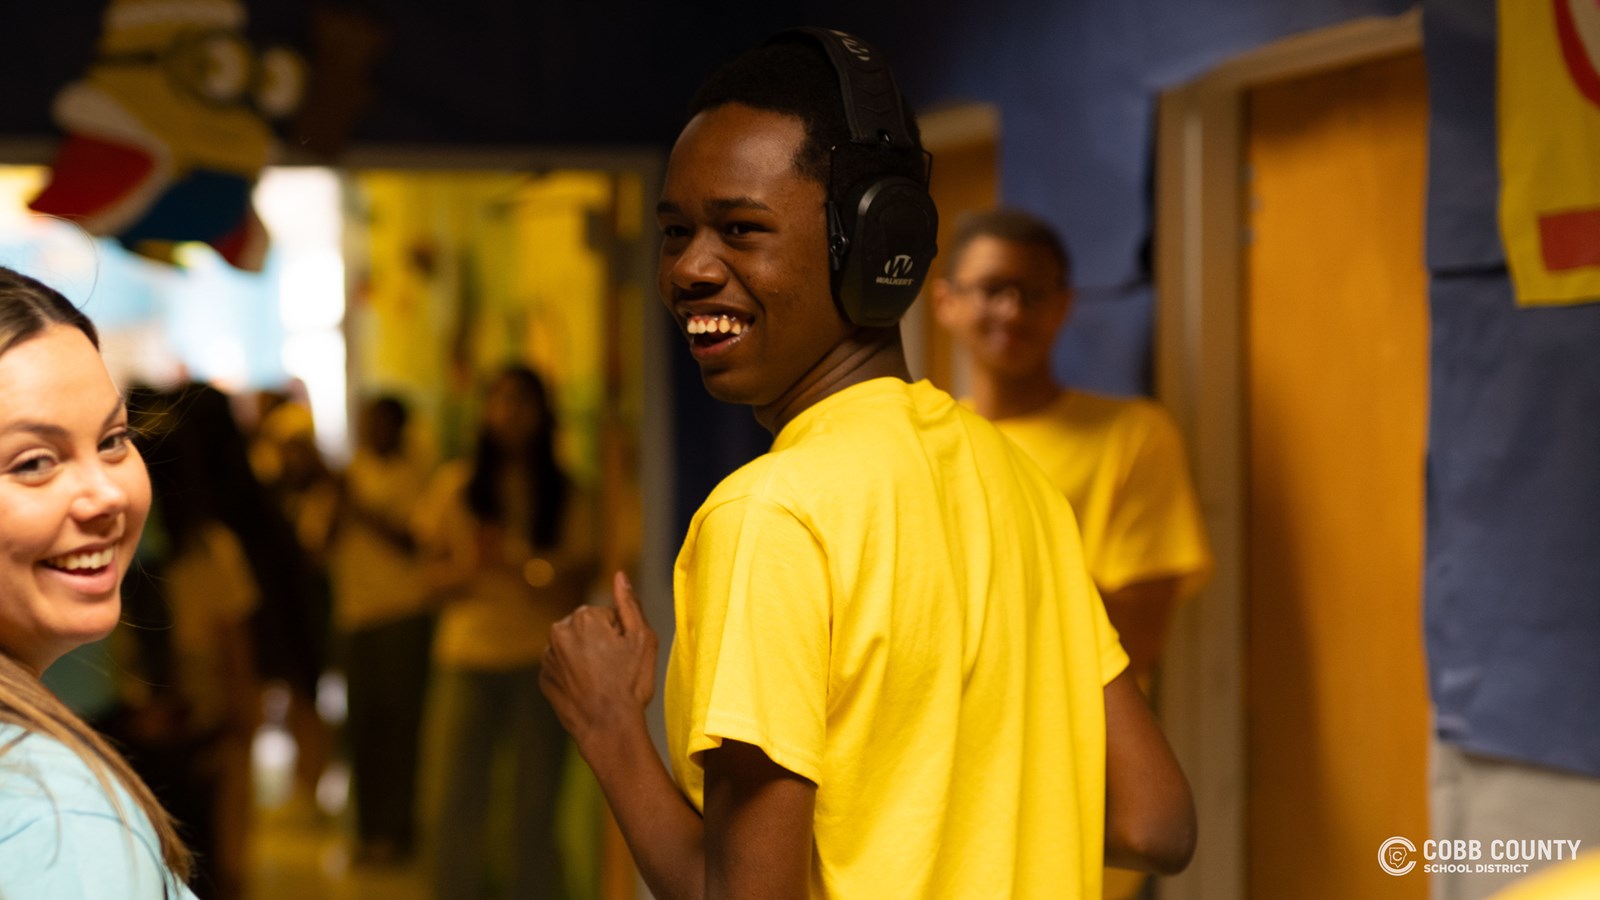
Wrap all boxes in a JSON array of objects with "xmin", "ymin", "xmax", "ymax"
[{"xmin": 945, "ymin": 279, "xmax": 1059, "ymax": 309}]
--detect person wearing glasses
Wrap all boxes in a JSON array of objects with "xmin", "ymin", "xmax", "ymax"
[
  {"xmin": 934, "ymin": 208, "xmax": 1211, "ymax": 683},
  {"xmin": 933, "ymin": 208, "xmax": 1211, "ymax": 898}
]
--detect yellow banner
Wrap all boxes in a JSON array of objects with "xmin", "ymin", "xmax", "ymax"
[{"xmin": 1498, "ymin": 0, "xmax": 1600, "ymax": 306}]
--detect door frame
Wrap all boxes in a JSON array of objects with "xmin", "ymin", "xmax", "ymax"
[
  {"xmin": 1150, "ymin": 9, "xmax": 1421, "ymax": 899},
  {"xmin": 910, "ymin": 101, "xmax": 1001, "ymax": 391}
]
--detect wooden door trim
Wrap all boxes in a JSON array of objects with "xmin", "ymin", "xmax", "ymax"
[
  {"xmin": 1151, "ymin": 9, "xmax": 1421, "ymax": 899},
  {"xmin": 919, "ymin": 102, "xmax": 1001, "ymax": 150},
  {"xmin": 912, "ymin": 102, "xmax": 1000, "ymax": 391}
]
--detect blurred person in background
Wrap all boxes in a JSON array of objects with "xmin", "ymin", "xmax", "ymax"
[
  {"xmin": 327, "ymin": 394, "xmax": 435, "ymax": 865},
  {"xmin": 248, "ymin": 391, "xmax": 337, "ymax": 810},
  {"xmin": 125, "ymin": 383, "xmax": 262, "ymax": 900},
  {"xmin": 932, "ymin": 208, "xmax": 1212, "ymax": 685},
  {"xmin": 417, "ymin": 364, "xmax": 598, "ymax": 900}
]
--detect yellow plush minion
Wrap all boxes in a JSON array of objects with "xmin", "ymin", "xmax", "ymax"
[{"xmin": 30, "ymin": 0, "xmax": 304, "ymax": 271}]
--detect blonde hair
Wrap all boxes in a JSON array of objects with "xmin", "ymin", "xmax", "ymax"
[{"xmin": 0, "ymin": 265, "xmax": 193, "ymax": 880}]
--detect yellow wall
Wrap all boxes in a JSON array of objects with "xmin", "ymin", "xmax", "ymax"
[{"xmin": 350, "ymin": 169, "xmax": 624, "ymax": 479}]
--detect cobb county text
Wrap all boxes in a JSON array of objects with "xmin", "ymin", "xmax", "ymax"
[{"xmin": 1427, "ymin": 832, "xmax": 1587, "ymax": 864}]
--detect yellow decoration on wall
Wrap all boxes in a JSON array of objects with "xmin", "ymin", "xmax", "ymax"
[{"xmin": 1498, "ymin": 0, "xmax": 1600, "ymax": 306}]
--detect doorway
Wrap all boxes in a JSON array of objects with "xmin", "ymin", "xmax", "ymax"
[{"xmin": 1154, "ymin": 10, "xmax": 1427, "ymax": 899}]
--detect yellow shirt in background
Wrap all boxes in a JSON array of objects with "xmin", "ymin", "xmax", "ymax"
[
  {"xmin": 163, "ymin": 522, "xmax": 260, "ymax": 733},
  {"xmin": 330, "ymin": 448, "xmax": 433, "ymax": 632},
  {"xmin": 991, "ymin": 390, "xmax": 1212, "ymax": 599},
  {"xmin": 666, "ymin": 378, "xmax": 1128, "ymax": 900},
  {"xmin": 419, "ymin": 460, "xmax": 597, "ymax": 670}
]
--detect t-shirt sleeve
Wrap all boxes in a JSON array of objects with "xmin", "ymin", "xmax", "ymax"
[
  {"xmin": 1045, "ymin": 484, "xmax": 1130, "ymax": 688},
  {"xmin": 1098, "ymin": 405, "xmax": 1213, "ymax": 598},
  {"xmin": 0, "ymin": 810, "xmax": 177, "ymax": 899},
  {"xmin": 0, "ymin": 742, "xmax": 195, "ymax": 899},
  {"xmin": 1069, "ymin": 529, "xmax": 1131, "ymax": 688},
  {"xmin": 676, "ymin": 495, "xmax": 831, "ymax": 788}
]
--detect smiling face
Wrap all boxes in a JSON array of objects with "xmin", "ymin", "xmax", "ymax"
[
  {"xmin": 933, "ymin": 234, "xmax": 1072, "ymax": 381},
  {"xmin": 657, "ymin": 103, "xmax": 855, "ymax": 418},
  {"xmin": 0, "ymin": 324, "xmax": 150, "ymax": 674}
]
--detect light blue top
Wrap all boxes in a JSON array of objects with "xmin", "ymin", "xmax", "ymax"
[{"xmin": 0, "ymin": 723, "xmax": 198, "ymax": 899}]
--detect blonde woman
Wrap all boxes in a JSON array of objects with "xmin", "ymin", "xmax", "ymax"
[{"xmin": 0, "ymin": 266, "xmax": 196, "ymax": 898}]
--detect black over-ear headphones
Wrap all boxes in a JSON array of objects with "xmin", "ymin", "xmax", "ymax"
[{"xmin": 768, "ymin": 27, "xmax": 939, "ymax": 328}]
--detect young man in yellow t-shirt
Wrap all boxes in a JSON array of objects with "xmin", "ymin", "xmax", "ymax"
[
  {"xmin": 933, "ymin": 209, "xmax": 1212, "ymax": 681},
  {"xmin": 536, "ymin": 30, "xmax": 1196, "ymax": 899}
]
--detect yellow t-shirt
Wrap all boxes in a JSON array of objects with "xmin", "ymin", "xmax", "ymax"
[
  {"xmin": 990, "ymin": 390, "xmax": 1212, "ymax": 599},
  {"xmin": 419, "ymin": 460, "xmax": 597, "ymax": 670},
  {"xmin": 666, "ymin": 377, "xmax": 1128, "ymax": 899},
  {"xmin": 163, "ymin": 522, "xmax": 260, "ymax": 733},
  {"xmin": 330, "ymin": 448, "xmax": 433, "ymax": 632}
]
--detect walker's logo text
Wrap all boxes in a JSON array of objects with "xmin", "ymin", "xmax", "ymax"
[
  {"xmin": 877, "ymin": 254, "xmax": 916, "ymax": 286},
  {"xmin": 1379, "ymin": 836, "xmax": 1583, "ymax": 877}
]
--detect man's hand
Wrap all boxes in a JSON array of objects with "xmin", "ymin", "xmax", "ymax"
[
  {"xmin": 540, "ymin": 571, "xmax": 659, "ymax": 749},
  {"xmin": 539, "ymin": 572, "xmax": 707, "ymax": 900}
]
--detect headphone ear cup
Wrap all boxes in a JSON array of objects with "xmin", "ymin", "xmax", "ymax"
[{"xmin": 837, "ymin": 176, "xmax": 939, "ymax": 327}]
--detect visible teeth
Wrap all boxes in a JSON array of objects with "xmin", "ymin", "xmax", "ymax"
[
  {"xmin": 687, "ymin": 314, "xmax": 748, "ymax": 338},
  {"xmin": 44, "ymin": 548, "xmax": 113, "ymax": 572}
]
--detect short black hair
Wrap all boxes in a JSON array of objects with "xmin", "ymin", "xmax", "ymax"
[
  {"xmin": 366, "ymin": 394, "xmax": 409, "ymax": 432},
  {"xmin": 946, "ymin": 208, "xmax": 1073, "ymax": 287},
  {"xmin": 687, "ymin": 35, "xmax": 927, "ymax": 223}
]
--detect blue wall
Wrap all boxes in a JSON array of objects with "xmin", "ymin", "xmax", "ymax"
[{"xmin": 1420, "ymin": 0, "xmax": 1600, "ymax": 776}]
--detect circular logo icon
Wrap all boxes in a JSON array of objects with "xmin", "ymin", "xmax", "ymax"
[{"xmin": 1379, "ymin": 836, "xmax": 1417, "ymax": 876}]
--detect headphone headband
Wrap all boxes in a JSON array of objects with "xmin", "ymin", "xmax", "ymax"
[
  {"xmin": 764, "ymin": 26, "xmax": 939, "ymax": 328},
  {"xmin": 768, "ymin": 27, "xmax": 914, "ymax": 151}
]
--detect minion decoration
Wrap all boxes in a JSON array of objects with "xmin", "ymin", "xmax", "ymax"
[{"xmin": 29, "ymin": 0, "xmax": 305, "ymax": 272}]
